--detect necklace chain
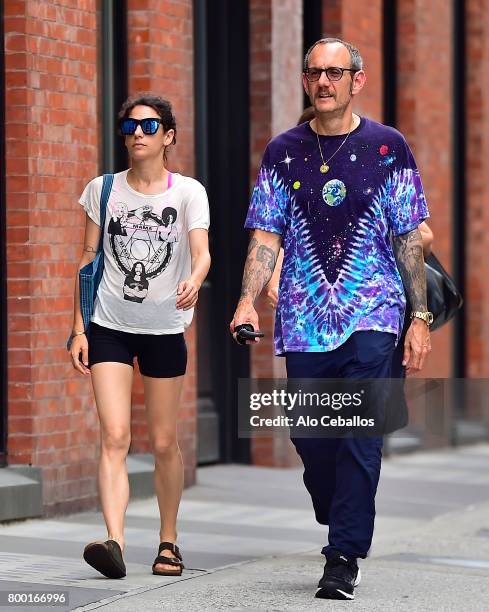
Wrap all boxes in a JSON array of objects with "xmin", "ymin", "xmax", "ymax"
[{"xmin": 315, "ymin": 116, "xmax": 355, "ymax": 174}]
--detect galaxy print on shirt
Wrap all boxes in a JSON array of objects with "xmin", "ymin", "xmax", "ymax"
[{"xmin": 245, "ymin": 117, "xmax": 429, "ymax": 354}]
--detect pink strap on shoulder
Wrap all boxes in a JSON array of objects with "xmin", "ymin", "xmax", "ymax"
[{"xmin": 167, "ymin": 172, "xmax": 172, "ymax": 188}]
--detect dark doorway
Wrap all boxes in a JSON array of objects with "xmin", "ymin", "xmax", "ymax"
[
  {"xmin": 452, "ymin": 0, "xmax": 466, "ymax": 380},
  {"xmin": 193, "ymin": 0, "xmax": 250, "ymax": 464},
  {"xmin": 303, "ymin": 0, "xmax": 323, "ymax": 109},
  {"xmin": 100, "ymin": 0, "xmax": 128, "ymax": 173},
  {"xmin": 382, "ymin": 0, "xmax": 397, "ymax": 128}
]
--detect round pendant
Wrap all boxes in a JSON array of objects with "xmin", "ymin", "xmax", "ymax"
[{"xmin": 320, "ymin": 164, "xmax": 329, "ymax": 174}]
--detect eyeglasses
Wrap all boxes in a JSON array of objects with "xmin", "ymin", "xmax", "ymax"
[
  {"xmin": 303, "ymin": 67, "xmax": 357, "ymax": 82},
  {"xmin": 120, "ymin": 117, "xmax": 163, "ymax": 136}
]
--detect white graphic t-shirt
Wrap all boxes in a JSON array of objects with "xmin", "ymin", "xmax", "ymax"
[{"xmin": 79, "ymin": 170, "xmax": 210, "ymax": 334}]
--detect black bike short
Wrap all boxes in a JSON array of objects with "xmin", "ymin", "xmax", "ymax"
[{"xmin": 88, "ymin": 322, "xmax": 187, "ymax": 378}]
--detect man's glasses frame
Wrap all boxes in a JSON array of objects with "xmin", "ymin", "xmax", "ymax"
[
  {"xmin": 303, "ymin": 66, "xmax": 358, "ymax": 82},
  {"xmin": 120, "ymin": 117, "xmax": 164, "ymax": 136}
]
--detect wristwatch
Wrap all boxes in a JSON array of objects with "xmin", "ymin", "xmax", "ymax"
[{"xmin": 410, "ymin": 311, "xmax": 434, "ymax": 326}]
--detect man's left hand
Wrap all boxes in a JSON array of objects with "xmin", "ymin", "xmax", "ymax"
[{"xmin": 403, "ymin": 319, "xmax": 431, "ymax": 375}]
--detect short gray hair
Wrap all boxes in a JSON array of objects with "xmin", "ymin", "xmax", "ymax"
[{"xmin": 303, "ymin": 38, "xmax": 363, "ymax": 72}]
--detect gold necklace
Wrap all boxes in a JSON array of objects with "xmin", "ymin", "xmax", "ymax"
[{"xmin": 315, "ymin": 117, "xmax": 355, "ymax": 173}]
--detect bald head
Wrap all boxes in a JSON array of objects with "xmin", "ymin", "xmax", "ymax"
[{"xmin": 304, "ymin": 38, "xmax": 363, "ymax": 72}]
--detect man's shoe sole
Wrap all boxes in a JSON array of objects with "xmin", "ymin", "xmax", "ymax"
[
  {"xmin": 315, "ymin": 586, "xmax": 355, "ymax": 600},
  {"xmin": 315, "ymin": 567, "xmax": 361, "ymax": 600}
]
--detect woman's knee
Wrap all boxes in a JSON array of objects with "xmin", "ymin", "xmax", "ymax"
[
  {"xmin": 152, "ymin": 436, "xmax": 179, "ymax": 461},
  {"xmin": 101, "ymin": 427, "xmax": 131, "ymax": 454}
]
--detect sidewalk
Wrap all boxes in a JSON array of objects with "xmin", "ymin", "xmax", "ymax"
[{"xmin": 1, "ymin": 444, "xmax": 489, "ymax": 610}]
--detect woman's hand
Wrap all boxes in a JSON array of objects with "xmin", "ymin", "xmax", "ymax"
[
  {"xmin": 70, "ymin": 334, "xmax": 91, "ymax": 376},
  {"xmin": 177, "ymin": 229, "xmax": 210, "ymax": 311},
  {"xmin": 176, "ymin": 279, "xmax": 200, "ymax": 310},
  {"xmin": 266, "ymin": 285, "xmax": 279, "ymax": 309}
]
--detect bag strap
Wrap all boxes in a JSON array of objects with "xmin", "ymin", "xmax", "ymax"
[{"xmin": 97, "ymin": 174, "xmax": 114, "ymax": 253}]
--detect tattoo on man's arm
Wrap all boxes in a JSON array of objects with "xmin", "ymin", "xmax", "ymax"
[
  {"xmin": 256, "ymin": 245, "xmax": 276, "ymax": 272},
  {"xmin": 84, "ymin": 246, "xmax": 96, "ymax": 253},
  {"xmin": 247, "ymin": 237, "xmax": 258, "ymax": 254},
  {"xmin": 239, "ymin": 240, "xmax": 277, "ymax": 302},
  {"xmin": 392, "ymin": 228, "xmax": 427, "ymax": 311}
]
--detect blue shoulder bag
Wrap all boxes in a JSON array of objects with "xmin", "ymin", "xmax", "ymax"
[{"xmin": 67, "ymin": 174, "xmax": 114, "ymax": 351}]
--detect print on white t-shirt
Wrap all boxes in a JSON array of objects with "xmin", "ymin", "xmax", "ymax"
[
  {"xmin": 108, "ymin": 200, "xmax": 180, "ymax": 303},
  {"xmin": 79, "ymin": 170, "xmax": 210, "ymax": 335}
]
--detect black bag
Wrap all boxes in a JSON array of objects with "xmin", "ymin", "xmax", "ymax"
[{"xmin": 425, "ymin": 252, "xmax": 463, "ymax": 331}]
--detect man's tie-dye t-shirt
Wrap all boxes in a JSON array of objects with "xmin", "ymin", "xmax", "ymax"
[{"xmin": 245, "ymin": 117, "xmax": 429, "ymax": 355}]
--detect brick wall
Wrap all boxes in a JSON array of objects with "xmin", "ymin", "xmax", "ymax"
[
  {"xmin": 465, "ymin": 0, "xmax": 489, "ymax": 377},
  {"xmin": 4, "ymin": 0, "xmax": 100, "ymax": 514},
  {"xmin": 397, "ymin": 0, "xmax": 454, "ymax": 379},
  {"xmin": 322, "ymin": 0, "xmax": 383, "ymax": 121},
  {"xmin": 126, "ymin": 0, "xmax": 197, "ymax": 486}
]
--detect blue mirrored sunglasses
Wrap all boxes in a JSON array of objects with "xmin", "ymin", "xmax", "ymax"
[{"xmin": 120, "ymin": 117, "xmax": 163, "ymax": 135}]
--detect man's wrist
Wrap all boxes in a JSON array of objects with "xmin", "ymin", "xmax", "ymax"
[
  {"xmin": 238, "ymin": 294, "xmax": 255, "ymax": 306},
  {"xmin": 410, "ymin": 311, "xmax": 433, "ymax": 326}
]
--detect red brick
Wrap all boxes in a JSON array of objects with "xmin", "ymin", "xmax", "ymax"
[
  {"xmin": 4, "ymin": 0, "xmax": 99, "ymax": 513},
  {"xmin": 397, "ymin": 0, "xmax": 453, "ymax": 378}
]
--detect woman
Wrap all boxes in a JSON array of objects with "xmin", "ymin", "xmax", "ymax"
[{"xmin": 69, "ymin": 94, "xmax": 211, "ymax": 579}]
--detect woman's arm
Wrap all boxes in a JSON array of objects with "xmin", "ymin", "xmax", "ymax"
[
  {"xmin": 265, "ymin": 247, "xmax": 284, "ymax": 309},
  {"xmin": 419, "ymin": 221, "xmax": 434, "ymax": 258},
  {"xmin": 176, "ymin": 228, "xmax": 211, "ymax": 311},
  {"xmin": 69, "ymin": 214, "xmax": 101, "ymax": 375}
]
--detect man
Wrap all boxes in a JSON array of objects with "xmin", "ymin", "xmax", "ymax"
[{"xmin": 230, "ymin": 38, "xmax": 432, "ymax": 601}]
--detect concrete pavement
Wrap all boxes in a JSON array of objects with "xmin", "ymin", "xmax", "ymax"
[{"xmin": 1, "ymin": 444, "xmax": 489, "ymax": 610}]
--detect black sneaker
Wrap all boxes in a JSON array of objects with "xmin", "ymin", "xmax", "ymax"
[{"xmin": 315, "ymin": 550, "xmax": 361, "ymax": 600}]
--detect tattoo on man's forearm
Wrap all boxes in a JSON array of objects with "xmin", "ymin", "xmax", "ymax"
[
  {"xmin": 239, "ymin": 240, "xmax": 277, "ymax": 302},
  {"xmin": 256, "ymin": 245, "xmax": 276, "ymax": 272},
  {"xmin": 247, "ymin": 237, "xmax": 258, "ymax": 254},
  {"xmin": 392, "ymin": 228, "xmax": 427, "ymax": 311},
  {"xmin": 84, "ymin": 246, "xmax": 96, "ymax": 253}
]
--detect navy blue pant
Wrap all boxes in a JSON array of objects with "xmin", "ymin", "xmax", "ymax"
[{"xmin": 285, "ymin": 331, "xmax": 395, "ymax": 560}]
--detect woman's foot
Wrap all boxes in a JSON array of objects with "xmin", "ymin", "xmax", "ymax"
[
  {"xmin": 83, "ymin": 539, "xmax": 126, "ymax": 579},
  {"xmin": 152, "ymin": 541, "xmax": 183, "ymax": 576}
]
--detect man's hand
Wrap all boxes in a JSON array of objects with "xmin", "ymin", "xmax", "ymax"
[
  {"xmin": 230, "ymin": 298, "xmax": 261, "ymax": 344},
  {"xmin": 403, "ymin": 319, "xmax": 431, "ymax": 375}
]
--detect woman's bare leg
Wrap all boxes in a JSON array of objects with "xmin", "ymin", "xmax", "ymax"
[
  {"xmin": 91, "ymin": 362, "xmax": 134, "ymax": 551},
  {"xmin": 143, "ymin": 374, "xmax": 184, "ymax": 572}
]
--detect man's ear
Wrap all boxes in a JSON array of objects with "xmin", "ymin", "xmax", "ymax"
[
  {"xmin": 351, "ymin": 70, "xmax": 366, "ymax": 97},
  {"xmin": 302, "ymin": 73, "xmax": 312, "ymax": 101}
]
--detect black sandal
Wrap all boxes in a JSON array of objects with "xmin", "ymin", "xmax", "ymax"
[
  {"xmin": 83, "ymin": 539, "xmax": 126, "ymax": 579},
  {"xmin": 152, "ymin": 541, "xmax": 184, "ymax": 576}
]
